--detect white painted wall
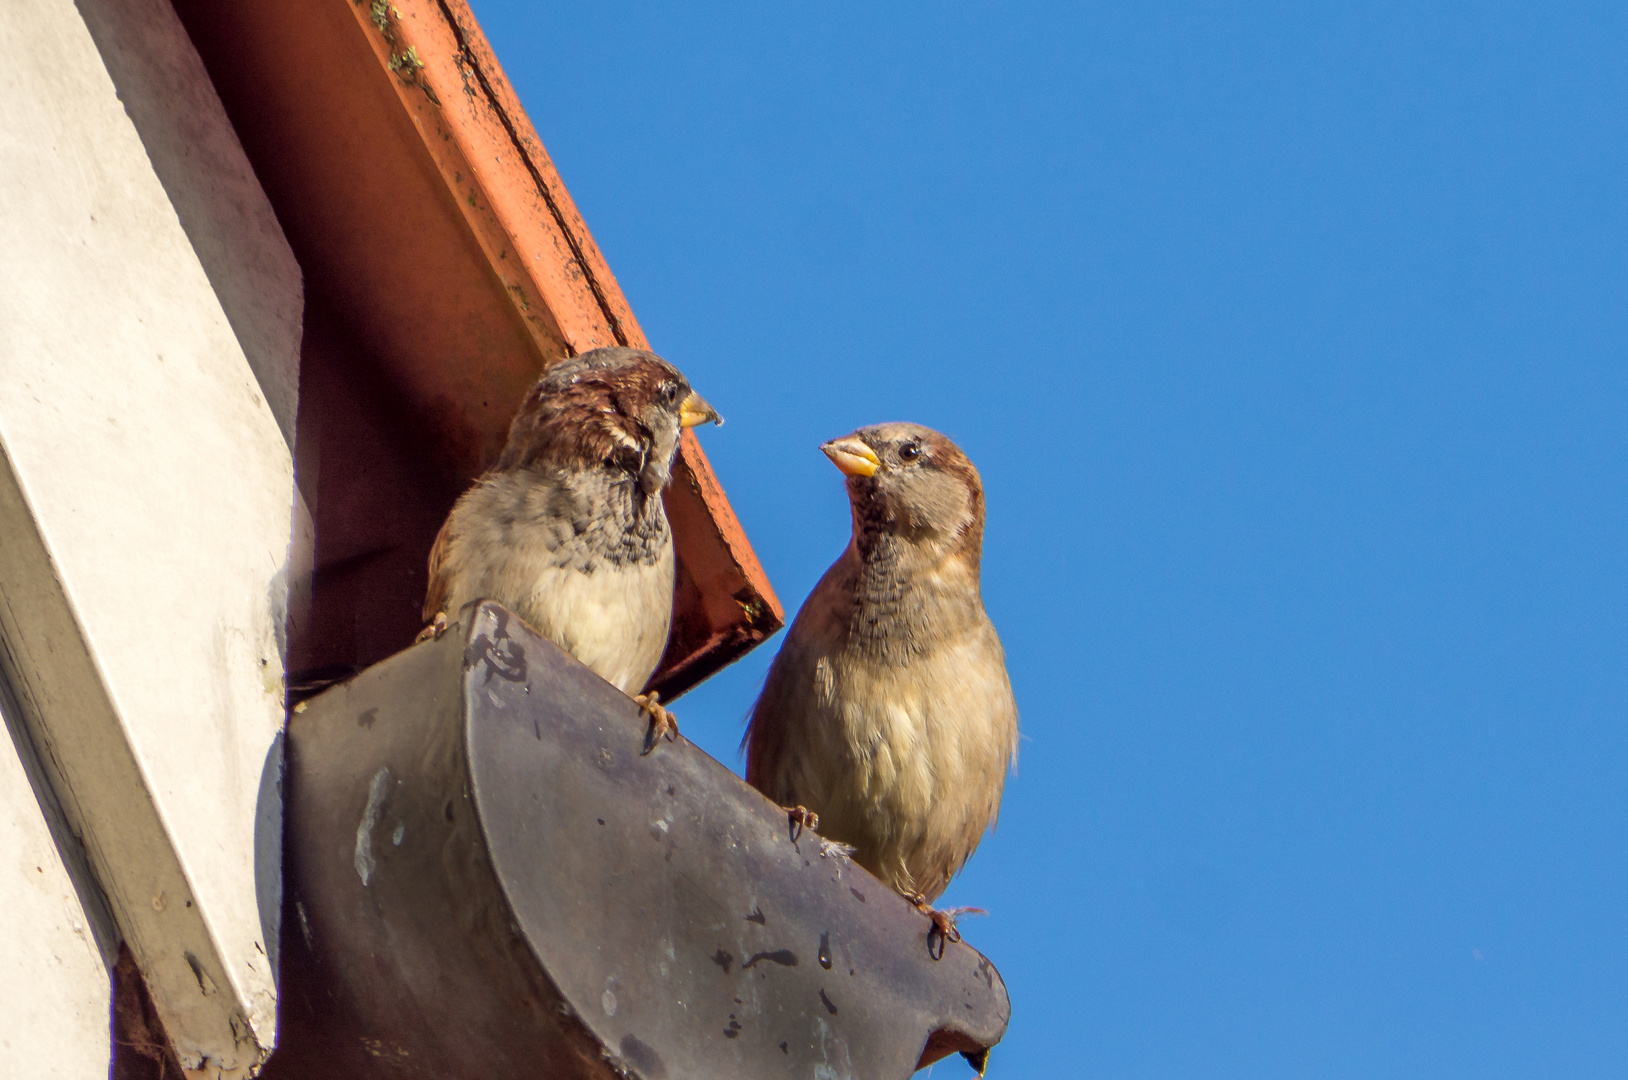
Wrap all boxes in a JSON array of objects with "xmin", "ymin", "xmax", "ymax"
[{"xmin": 0, "ymin": 0, "xmax": 302, "ymax": 1074}]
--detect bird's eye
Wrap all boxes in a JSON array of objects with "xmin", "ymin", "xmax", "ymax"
[
  {"xmin": 899, "ymin": 443, "xmax": 921, "ymax": 462},
  {"xmin": 661, "ymin": 382, "xmax": 679, "ymax": 403}
]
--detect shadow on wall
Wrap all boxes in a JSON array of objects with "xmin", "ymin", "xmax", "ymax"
[{"xmin": 255, "ymin": 732, "xmax": 285, "ymax": 986}]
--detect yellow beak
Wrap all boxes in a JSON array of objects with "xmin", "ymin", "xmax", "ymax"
[
  {"xmin": 679, "ymin": 391, "xmax": 721, "ymax": 428},
  {"xmin": 821, "ymin": 436, "xmax": 880, "ymax": 478}
]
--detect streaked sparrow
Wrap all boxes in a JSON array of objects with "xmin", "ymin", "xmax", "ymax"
[
  {"xmin": 422, "ymin": 346, "xmax": 720, "ymax": 748},
  {"xmin": 744, "ymin": 423, "xmax": 1018, "ymax": 956}
]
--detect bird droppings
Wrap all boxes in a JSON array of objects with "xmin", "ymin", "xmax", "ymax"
[
  {"xmin": 742, "ymin": 949, "xmax": 797, "ymax": 970},
  {"xmin": 819, "ymin": 989, "xmax": 839, "ymax": 1015},
  {"xmin": 392, "ymin": 823, "xmax": 405, "ymax": 846},
  {"xmin": 601, "ymin": 988, "xmax": 617, "ymax": 1017},
  {"xmin": 710, "ymin": 949, "xmax": 733, "ymax": 974},
  {"xmin": 819, "ymin": 838, "xmax": 855, "ymax": 863},
  {"xmin": 723, "ymin": 1016, "xmax": 742, "ymax": 1039},
  {"xmin": 818, "ymin": 932, "xmax": 833, "ymax": 970},
  {"xmin": 295, "ymin": 901, "xmax": 313, "ymax": 948},
  {"xmin": 850, "ymin": 887, "xmax": 866, "ymax": 902},
  {"xmin": 597, "ymin": 818, "xmax": 606, "ymax": 825},
  {"xmin": 357, "ymin": 707, "xmax": 378, "ymax": 729},
  {"xmin": 744, "ymin": 906, "xmax": 766, "ymax": 925},
  {"xmin": 649, "ymin": 819, "xmax": 669, "ymax": 841},
  {"xmin": 354, "ymin": 767, "xmax": 391, "ymax": 886},
  {"xmin": 780, "ymin": 1042, "xmax": 789, "ymax": 1054}
]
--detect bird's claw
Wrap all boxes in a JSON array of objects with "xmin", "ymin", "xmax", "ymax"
[
  {"xmin": 783, "ymin": 805, "xmax": 819, "ymax": 842},
  {"xmin": 635, "ymin": 691, "xmax": 677, "ymax": 755},
  {"xmin": 415, "ymin": 612, "xmax": 448, "ymax": 643},
  {"xmin": 925, "ymin": 910, "xmax": 960, "ymax": 961},
  {"xmin": 910, "ymin": 894, "xmax": 978, "ymax": 961}
]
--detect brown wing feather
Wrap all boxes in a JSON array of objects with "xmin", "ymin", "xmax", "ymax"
[{"xmin": 422, "ymin": 510, "xmax": 456, "ymax": 623}]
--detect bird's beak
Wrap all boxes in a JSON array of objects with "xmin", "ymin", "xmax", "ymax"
[
  {"xmin": 821, "ymin": 436, "xmax": 880, "ymax": 478},
  {"xmin": 679, "ymin": 390, "xmax": 722, "ymax": 428}
]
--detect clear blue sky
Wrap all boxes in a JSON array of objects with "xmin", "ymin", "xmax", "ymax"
[{"xmin": 470, "ymin": 3, "xmax": 1628, "ymax": 1075}]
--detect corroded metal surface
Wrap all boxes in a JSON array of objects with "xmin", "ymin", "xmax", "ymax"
[{"xmin": 268, "ymin": 601, "xmax": 1007, "ymax": 1078}]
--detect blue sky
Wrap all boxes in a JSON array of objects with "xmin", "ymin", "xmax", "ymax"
[{"xmin": 470, "ymin": 3, "xmax": 1628, "ymax": 1075}]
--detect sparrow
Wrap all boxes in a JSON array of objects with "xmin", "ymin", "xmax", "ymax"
[
  {"xmin": 421, "ymin": 346, "xmax": 720, "ymax": 749},
  {"xmin": 744, "ymin": 422, "xmax": 1018, "ymax": 957}
]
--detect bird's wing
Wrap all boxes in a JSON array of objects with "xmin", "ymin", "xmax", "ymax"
[
  {"xmin": 422, "ymin": 513, "xmax": 455, "ymax": 623},
  {"xmin": 745, "ymin": 626, "xmax": 828, "ymax": 801},
  {"xmin": 745, "ymin": 554, "xmax": 857, "ymax": 796},
  {"xmin": 742, "ymin": 659, "xmax": 785, "ymax": 792}
]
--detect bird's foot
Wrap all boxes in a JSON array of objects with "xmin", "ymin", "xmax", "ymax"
[
  {"xmin": 635, "ymin": 691, "xmax": 678, "ymax": 755},
  {"xmin": 909, "ymin": 895, "xmax": 987, "ymax": 960},
  {"xmin": 414, "ymin": 612, "xmax": 448, "ymax": 644},
  {"xmin": 782, "ymin": 805, "xmax": 820, "ymax": 842},
  {"xmin": 914, "ymin": 896, "xmax": 960, "ymax": 960}
]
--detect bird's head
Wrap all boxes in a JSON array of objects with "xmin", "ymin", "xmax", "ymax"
[
  {"xmin": 821, "ymin": 423, "xmax": 984, "ymax": 564},
  {"xmin": 499, "ymin": 347, "xmax": 720, "ymax": 495}
]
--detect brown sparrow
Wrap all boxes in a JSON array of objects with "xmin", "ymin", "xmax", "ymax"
[
  {"xmin": 744, "ymin": 423, "xmax": 1018, "ymax": 956},
  {"xmin": 422, "ymin": 347, "xmax": 719, "ymax": 748}
]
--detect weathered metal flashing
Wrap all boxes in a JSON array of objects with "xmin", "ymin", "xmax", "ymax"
[{"xmin": 268, "ymin": 603, "xmax": 1008, "ymax": 1078}]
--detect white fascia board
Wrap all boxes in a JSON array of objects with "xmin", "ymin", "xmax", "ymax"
[
  {"xmin": 0, "ymin": 0, "xmax": 301, "ymax": 1075},
  {"xmin": 0, "ymin": 689, "xmax": 115, "ymax": 1080}
]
